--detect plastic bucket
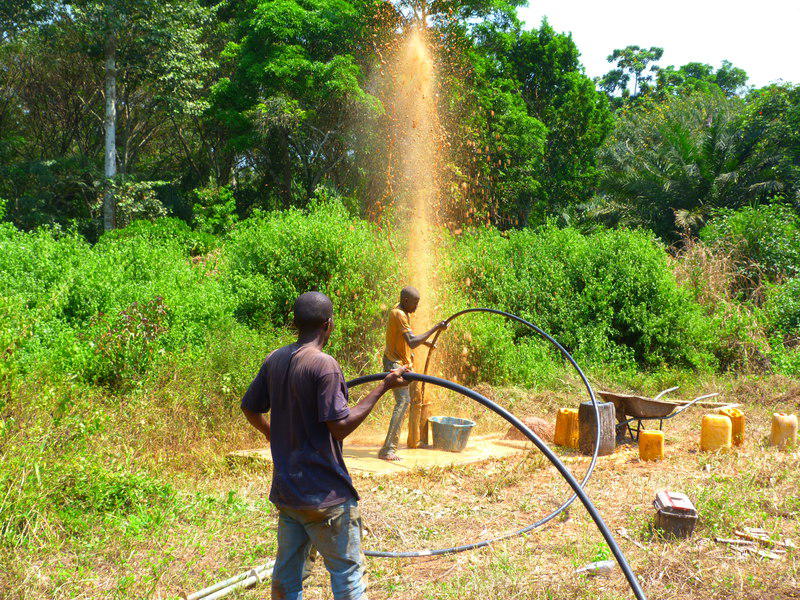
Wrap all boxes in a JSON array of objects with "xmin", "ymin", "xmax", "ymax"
[{"xmin": 429, "ymin": 416, "xmax": 476, "ymax": 452}]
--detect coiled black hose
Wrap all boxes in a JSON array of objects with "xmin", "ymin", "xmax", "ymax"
[
  {"xmin": 348, "ymin": 371, "xmax": 647, "ymax": 600},
  {"xmin": 367, "ymin": 308, "xmax": 602, "ymax": 555},
  {"xmin": 346, "ymin": 308, "xmax": 647, "ymax": 599}
]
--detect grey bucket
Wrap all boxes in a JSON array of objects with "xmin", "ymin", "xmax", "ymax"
[{"xmin": 429, "ymin": 416, "xmax": 476, "ymax": 452}]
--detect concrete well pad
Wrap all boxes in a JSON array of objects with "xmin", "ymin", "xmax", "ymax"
[{"xmin": 228, "ymin": 436, "xmax": 532, "ymax": 477}]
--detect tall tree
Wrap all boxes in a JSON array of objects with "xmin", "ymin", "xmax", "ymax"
[
  {"xmin": 601, "ymin": 45, "xmax": 664, "ymax": 99},
  {"xmin": 743, "ymin": 84, "xmax": 800, "ymax": 202},
  {"xmin": 209, "ymin": 0, "xmax": 384, "ymax": 209},
  {"xmin": 69, "ymin": 1, "xmax": 214, "ymax": 230},
  {"xmin": 656, "ymin": 60, "xmax": 749, "ymax": 98},
  {"xmin": 508, "ymin": 20, "xmax": 612, "ymax": 218},
  {"xmin": 455, "ymin": 18, "xmax": 611, "ymax": 225},
  {"xmin": 0, "ymin": 1, "xmax": 215, "ymax": 232}
]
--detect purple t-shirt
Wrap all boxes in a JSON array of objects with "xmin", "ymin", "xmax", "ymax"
[{"xmin": 241, "ymin": 342, "xmax": 358, "ymax": 509}]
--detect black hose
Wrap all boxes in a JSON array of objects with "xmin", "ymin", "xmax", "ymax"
[
  {"xmin": 349, "ymin": 371, "xmax": 647, "ymax": 600},
  {"xmin": 420, "ymin": 308, "xmax": 595, "ymax": 421},
  {"xmin": 397, "ymin": 308, "xmax": 601, "ymax": 553}
]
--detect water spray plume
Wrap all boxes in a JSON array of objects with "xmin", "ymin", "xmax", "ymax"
[{"xmin": 385, "ymin": 27, "xmax": 443, "ymax": 371}]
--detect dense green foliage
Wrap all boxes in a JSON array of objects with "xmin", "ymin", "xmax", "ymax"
[
  {"xmin": 508, "ymin": 22, "xmax": 613, "ymax": 219},
  {"xmin": 3, "ymin": 0, "xmax": 798, "ymax": 240},
  {"xmin": 1, "ymin": 0, "xmax": 799, "ymax": 385},
  {"xmin": 598, "ymin": 92, "xmax": 786, "ymax": 239},
  {"xmin": 702, "ymin": 203, "xmax": 800, "ymax": 289},
  {"xmin": 209, "ymin": 0, "xmax": 384, "ymax": 209},
  {"xmin": 447, "ymin": 225, "xmax": 716, "ymax": 375},
  {"xmin": 0, "ymin": 0, "xmax": 215, "ymax": 237},
  {"xmin": 221, "ymin": 198, "xmax": 399, "ymax": 360},
  {"xmin": 0, "ymin": 200, "xmax": 397, "ymax": 390},
  {"xmin": 764, "ymin": 279, "xmax": 800, "ymax": 374},
  {"xmin": 10, "ymin": 199, "xmax": 800, "ymax": 395}
]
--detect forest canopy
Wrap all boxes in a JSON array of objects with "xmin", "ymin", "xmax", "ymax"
[{"xmin": 2, "ymin": 2, "xmax": 798, "ymax": 238}]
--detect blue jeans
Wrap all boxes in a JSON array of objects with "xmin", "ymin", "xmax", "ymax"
[{"xmin": 271, "ymin": 499, "xmax": 367, "ymax": 600}]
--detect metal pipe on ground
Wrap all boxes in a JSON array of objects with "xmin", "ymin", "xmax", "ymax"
[{"xmin": 182, "ymin": 560, "xmax": 275, "ymax": 600}]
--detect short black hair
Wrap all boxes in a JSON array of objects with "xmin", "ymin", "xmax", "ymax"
[
  {"xmin": 293, "ymin": 292, "xmax": 333, "ymax": 331},
  {"xmin": 400, "ymin": 286, "xmax": 420, "ymax": 301}
]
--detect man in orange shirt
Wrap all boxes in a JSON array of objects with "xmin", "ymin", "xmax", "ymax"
[{"xmin": 378, "ymin": 286, "xmax": 447, "ymax": 461}]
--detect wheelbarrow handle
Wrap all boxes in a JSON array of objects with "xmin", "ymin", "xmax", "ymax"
[
  {"xmin": 652, "ymin": 386, "xmax": 679, "ymax": 403},
  {"xmin": 667, "ymin": 392, "xmax": 719, "ymax": 419}
]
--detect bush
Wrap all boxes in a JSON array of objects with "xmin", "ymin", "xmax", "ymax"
[
  {"xmin": 0, "ymin": 221, "xmax": 232, "ymax": 387},
  {"xmin": 99, "ymin": 217, "xmax": 217, "ymax": 256},
  {"xmin": 442, "ymin": 313, "xmax": 562, "ymax": 389},
  {"xmin": 0, "ymin": 200, "xmax": 402, "ymax": 388},
  {"xmin": 764, "ymin": 278, "xmax": 800, "ymax": 375},
  {"xmin": 222, "ymin": 197, "xmax": 399, "ymax": 364},
  {"xmin": 446, "ymin": 224, "xmax": 717, "ymax": 373},
  {"xmin": 701, "ymin": 203, "xmax": 800, "ymax": 295},
  {"xmin": 83, "ymin": 298, "xmax": 170, "ymax": 388},
  {"xmin": 193, "ymin": 185, "xmax": 239, "ymax": 235}
]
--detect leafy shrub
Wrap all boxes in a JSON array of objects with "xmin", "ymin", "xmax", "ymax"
[
  {"xmin": 65, "ymin": 231, "xmax": 232, "ymax": 348},
  {"xmin": 701, "ymin": 203, "xmax": 800, "ymax": 295},
  {"xmin": 766, "ymin": 278, "xmax": 800, "ymax": 335},
  {"xmin": 0, "ymin": 221, "xmax": 232, "ymax": 386},
  {"xmin": 0, "ymin": 295, "xmax": 33, "ymax": 402},
  {"xmin": 222, "ymin": 197, "xmax": 399, "ymax": 362},
  {"xmin": 109, "ymin": 180, "xmax": 169, "ymax": 229},
  {"xmin": 59, "ymin": 466, "xmax": 174, "ymax": 516},
  {"xmin": 763, "ymin": 278, "xmax": 800, "ymax": 375},
  {"xmin": 446, "ymin": 224, "xmax": 716, "ymax": 373},
  {"xmin": 0, "ymin": 226, "xmax": 90, "ymax": 313},
  {"xmin": 442, "ymin": 313, "xmax": 561, "ymax": 389},
  {"xmin": 83, "ymin": 297, "xmax": 170, "ymax": 388},
  {"xmin": 193, "ymin": 184, "xmax": 239, "ymax": 235},
  {"xmin": 98, "ymin": 217, "xmax": 216, "ymax": 256}
]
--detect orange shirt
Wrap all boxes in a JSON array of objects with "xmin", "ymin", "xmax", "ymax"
[{"xmin": 384, "ymin": 305, "xmax": 413, "ymax": 367}]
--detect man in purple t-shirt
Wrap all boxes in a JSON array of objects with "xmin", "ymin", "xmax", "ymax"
[{"xmin": 241, "ymin": 291, "xmax": 407, "ymax": 600}]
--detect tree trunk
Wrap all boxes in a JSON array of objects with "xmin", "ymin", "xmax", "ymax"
[
  {"xmin": 278, "ymin": 128, "xmax": 292, "ymax": 208},
  {"xmin": 103, "ymin": 32, "xmax": 117, "ymax": 231}
]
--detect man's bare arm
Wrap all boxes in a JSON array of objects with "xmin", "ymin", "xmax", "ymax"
[
  {"xmin": 326, "ymin": 367, "xmax": 408, "ymax": 441},
  {"xmin": 403, "ymin": 321, "xmax": 448, "ymax": 349},
  {"xmin": 242, "ymin": 407, "xmax": 271, "ymax": 442}
]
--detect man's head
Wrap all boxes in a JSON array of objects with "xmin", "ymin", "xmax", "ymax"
[
  {"xmin": 293, "ymin": 291, "xmax": 334, "ymax": 343},
  {"xmin": 399, "ymin": 286, "xmax": 420, "ymax": 313}
]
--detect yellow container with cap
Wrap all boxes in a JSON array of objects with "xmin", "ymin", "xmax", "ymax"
[
  {"xmin": 638, "ymin": 429, "xmax": 664, "ymax": 461},
  {"xmin": 717, "ymin": 407, "xmax": 745, "ymax": 446},
  {"xmin": 700, "ymin": 414, "xmax": 732, "ymax": 452},
  {"xmin": 770, "ymin": 413, "xmax": 798, "ymax": 449},
  {"xmin": 554, "ymin": 408, "xmax": 579, "ymax": 449}
]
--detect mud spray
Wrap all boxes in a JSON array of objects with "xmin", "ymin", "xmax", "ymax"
[{"xmin": 384, "ymin": 27, "xmax": 444, "ymax": 374}]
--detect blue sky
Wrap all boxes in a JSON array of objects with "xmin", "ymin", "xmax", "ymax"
[{"xmin": 517, "ymin": 0, "xmax": 800, "ymax": 88}]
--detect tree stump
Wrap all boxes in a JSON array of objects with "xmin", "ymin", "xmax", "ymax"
[{"xmin": 578, "ymin": 401, "xmax": 616, "ymax": 456}]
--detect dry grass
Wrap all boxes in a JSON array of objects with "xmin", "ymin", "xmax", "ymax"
[
  {"xmin": 2, "ymin": 378, "xmax": 800, "ymax": 600},
  {"xmin": 670, "ymin": 236, "xmax": 772, "ymax": 374}
]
